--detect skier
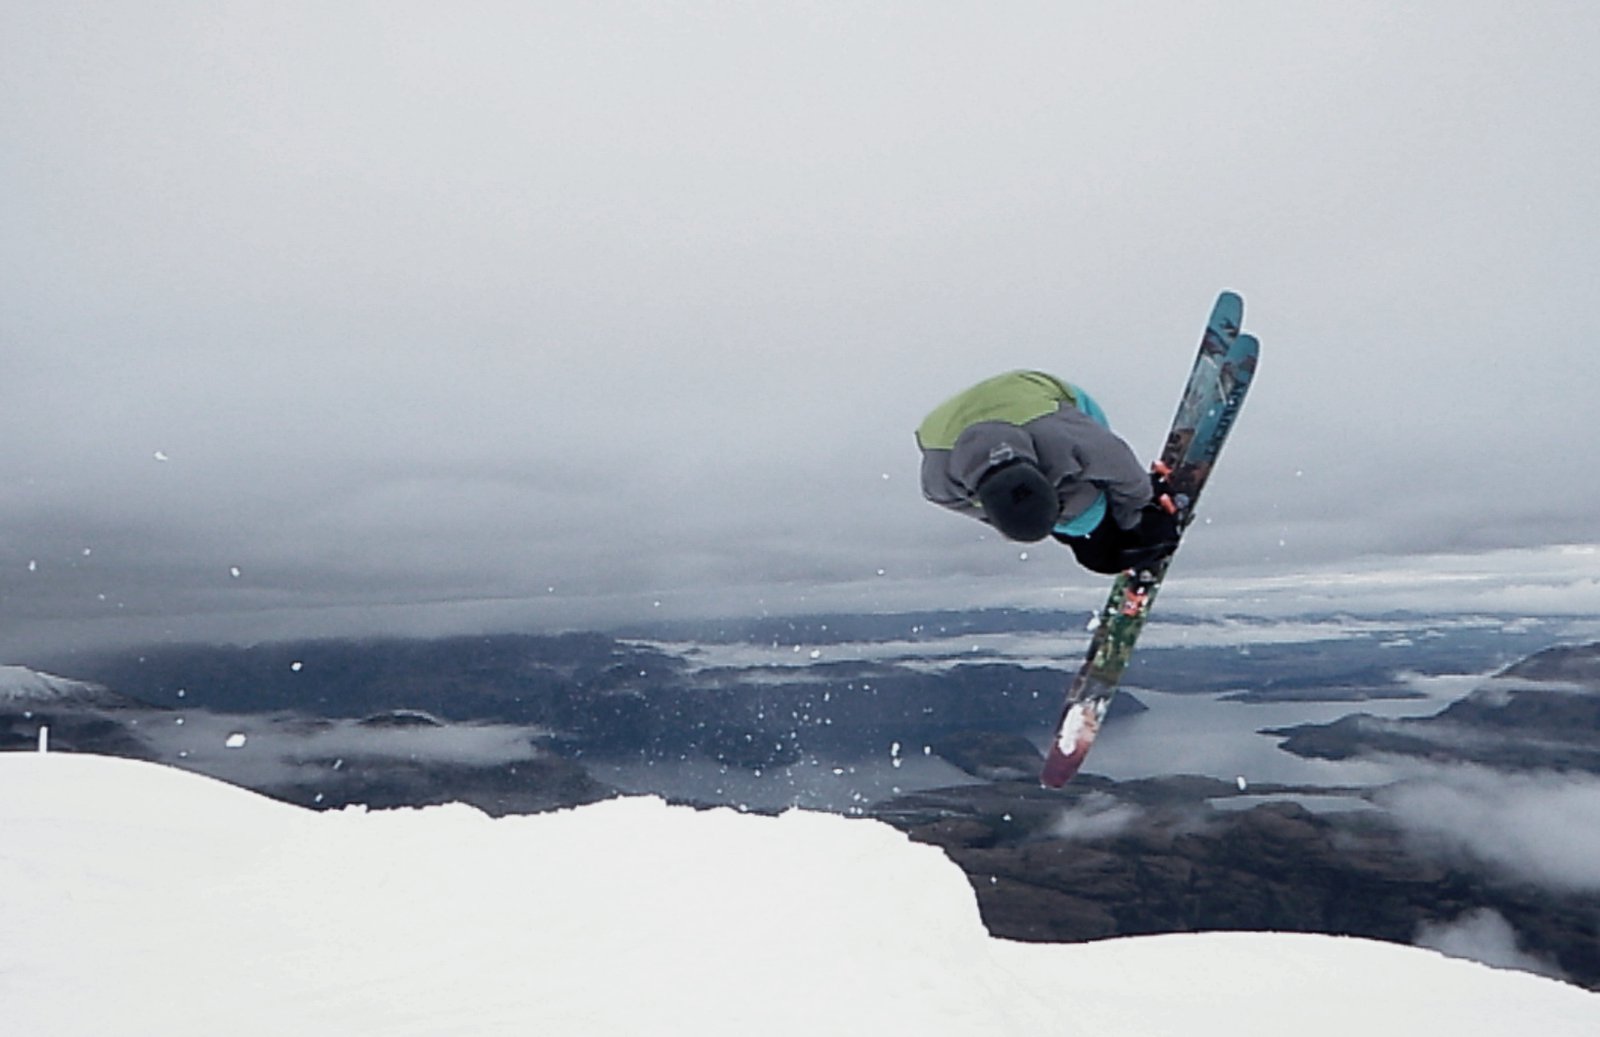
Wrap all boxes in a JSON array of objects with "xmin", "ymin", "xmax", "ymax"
[{"xmin": 916, "ymin": 370, "xmax": 1180, "ymax": 574}]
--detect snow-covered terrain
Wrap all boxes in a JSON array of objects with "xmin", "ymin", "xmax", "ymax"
[
  {"xmin": 0, "ymin": 664, "xmax": 118, "ymax": 705},
  {"xmin": 4, "ymin": 752, "xmax": 1597, "ymax": 1036}
]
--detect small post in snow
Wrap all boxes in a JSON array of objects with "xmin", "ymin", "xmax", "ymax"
[{"xmin": 38, "ymin": 725, "xmax": 49, "ymax": 753}]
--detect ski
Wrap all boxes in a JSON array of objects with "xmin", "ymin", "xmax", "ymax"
[{"xmin": 1040, "ymin": 292, "xmax": 1260, "ymax": 787}]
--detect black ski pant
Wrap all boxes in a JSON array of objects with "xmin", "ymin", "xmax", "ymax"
[{"xmin": 1052, "ymin": 513, "xmax": 1138, "ymax": 575}]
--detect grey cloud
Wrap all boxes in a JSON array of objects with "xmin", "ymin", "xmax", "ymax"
[{"xmin": 5, "ymin": 3, "xmax": 1600, "ymax": 651}]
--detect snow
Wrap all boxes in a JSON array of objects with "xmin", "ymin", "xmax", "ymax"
[
  {"xmin": 3, "ymin": 753, "xmax": 1598, "ymax": 1036},
  {"xmin": 0, "ymin": 664, "xmax": 114, "ymax": 704}
]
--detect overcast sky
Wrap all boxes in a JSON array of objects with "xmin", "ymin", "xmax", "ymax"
[{"xmin": 4, "ymin": 2, "xmax": 1599, "ymax": 655}]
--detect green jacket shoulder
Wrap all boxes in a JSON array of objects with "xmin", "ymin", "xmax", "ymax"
[{"xmin": 915, "ymin": 371, "xmax": 1078, "ymax": 451}]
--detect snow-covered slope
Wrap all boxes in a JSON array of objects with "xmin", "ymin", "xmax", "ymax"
[
  {"xmin": 2, "ymin": 753, "xmax": 1596, "ymax": 1036},
  {"xmin": 0, "ymin": 664, "xmax": 121, "ymax": 706}
]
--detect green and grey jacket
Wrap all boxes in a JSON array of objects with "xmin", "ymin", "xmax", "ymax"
[{"xmin": 916, "ymin": 370, "xmax": 1152, "ymax": 533}]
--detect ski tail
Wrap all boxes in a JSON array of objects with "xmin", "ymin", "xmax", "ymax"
[{"xmin": 1040, "ymin": 700, "xmax": 1103, "ymax": 787}]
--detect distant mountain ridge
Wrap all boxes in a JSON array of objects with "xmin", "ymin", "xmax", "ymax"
[
  {"xmin": 0, "ymin": 665, "xmax": 127, "ymax": 707},
  {"xmin": 1, "ymin": 665, "xmax": 153, "ymax": 759},
  {"xmin": 1271, "ymin": 641, "xmax": 1600, "ymax": 771},
  {"xmin": 1500, "ymin": 642, "xmax": 1600, "ymax": 683}
]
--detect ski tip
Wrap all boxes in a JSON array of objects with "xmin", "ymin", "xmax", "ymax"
[{"xmin": 1208, "ymin": 292, "xmax": 1245, "ymax": 339}]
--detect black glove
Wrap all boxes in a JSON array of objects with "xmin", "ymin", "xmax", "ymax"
[
  {"xmin": 1136, "ymin": 500, "xmax": 1180, "ymax": 547},
  {"xmin": 1116, "ymin": 501, "xmax": 1181, "ymax": 570}
]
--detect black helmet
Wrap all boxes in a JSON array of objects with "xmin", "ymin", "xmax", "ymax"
[{"xmin": 976, "ymin": 461, "xmax": 1059, "ymax": 542}]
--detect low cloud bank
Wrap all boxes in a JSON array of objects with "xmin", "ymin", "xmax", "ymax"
[
  {"xmin": 1049, "ymin": 792, "xmax": 1144, "ymax": 841},
  {"xmin": 1379, "ymin": 764, "xmax": 1600, "ymax": 893},
  {"xmin": 133, "ymin": 710, "xmax": 550, "ymax": 790},
  {"xmin": 1416, "ymin": 908, "xmax": 1568, "ymax": 981}
]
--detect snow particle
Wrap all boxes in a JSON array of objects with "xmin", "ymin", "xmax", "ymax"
[
  {"xmin": 153, "ymin": 451, "xmax": 170, "ymax": 462},
  {"xmin": 229, "ymin": 567, "xmax": 242, "ymax": 578},
  {"xmin": 224, "ymin": 733, "xmax": 247, "ymax": 749},
  {"xmin": 290, "ymin": 661, "xmax": 303, "ymax": 672}
]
